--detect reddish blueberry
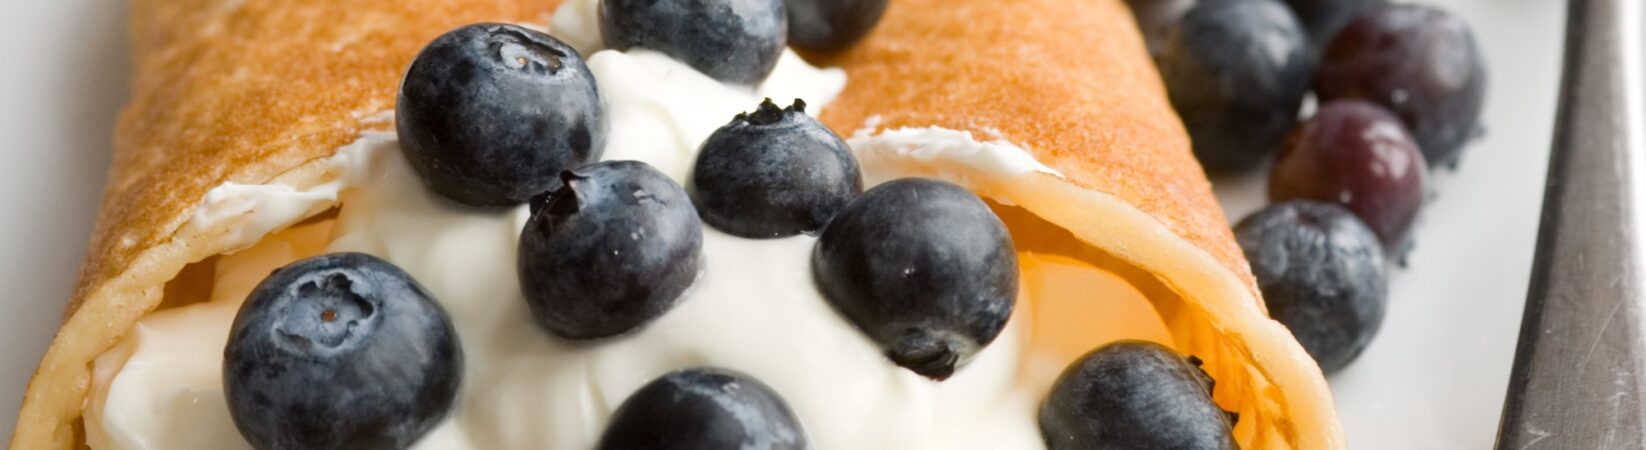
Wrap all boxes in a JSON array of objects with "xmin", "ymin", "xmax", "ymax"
[
  {"xmin": 1270, "ymin": 100, "xmax": 1426, "ymax": 252},
  {"xmin": 1315, "ymin": 4, "xmax": 1486, "ymax": 168}
]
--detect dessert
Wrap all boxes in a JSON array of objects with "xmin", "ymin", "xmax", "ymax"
[{"xmin": 10, "ymin": 0, "xmax": 1344, "ymax": 448}]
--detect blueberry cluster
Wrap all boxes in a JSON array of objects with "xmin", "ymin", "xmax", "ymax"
[
  {"xmin": 219, "ymin": 1, "xmax": 1243, "ymax": 448},
  {"xmin": 1148, "ymin": 0, "xmax": 1483, "ymax": 174},
  {"xmin": 509, "ymin": 95, "xmax": 1022, "ymax": 379},
  {"xmin": 1135, "ymin": 0, "xmax": 1484, "ymax": 375}
]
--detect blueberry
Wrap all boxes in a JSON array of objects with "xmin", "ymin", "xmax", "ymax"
[
  {"xmin": 812, "ymin": 178, "xmax": 1017, "ymax": 380},
  {"xmin": 691, "ymin": 99, "xmax": 862, "ymax": 238},
  {"xmin": 1234, "ymin": 201, "xmax": 1386, "ymax": 375},
  {"xmin": 223, "ymin": 253, "xmax": 462, "ymax": 450},
  {"xmin": 1158, "ymin": 0, "xmax": 1312, "ymax": 173},
  {"xmin": 600, "ymin": 0, "xmax": 787, "ymax": 85},
  {"xmin": 1315, "ymin": 4, "xmax": 1485, "ymax": 168},
  {"xmin": 598, "ymin": 368, "xmax": 811, "ymax": 450},
  {"xmin": 397, "ymin": 23, "xmax": 605, "ymax": 207},
  {"xmin": 784, "ymin": 0, "xmax": 887, "ymax": 52},
  {"xmin": 1039, "ymin": 340, "xmax": 1236, "ymax": 450},
  {"xmin": 1283, "ymin": 0, "xmax": 1385, "ymax": 48},
  {"xmin": 1270, "ymin": 100, "xmax": 1426, "ymax": 253},
  {"xmin": 1124, "ymin": 0, "xmax": 1196, "ymax": 57},
  {"xmin": 519, "ymin": 160, "xmax": 704, "ymax": 340}
]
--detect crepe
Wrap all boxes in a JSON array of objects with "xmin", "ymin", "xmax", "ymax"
[{"xmin": 9, "ymin": 0, "xmax": 1344, "ymax": 448}]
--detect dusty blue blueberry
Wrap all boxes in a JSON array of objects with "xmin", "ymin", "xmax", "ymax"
[
  {"xmin": 519, "ymin": 161, "xmax": 704, "ymax": 340},
  {"xmin": 1039, "ymin": 341, "xmax": 1236, "ymax": 450},
  {"xmin": 1235, "ymin": 201, "xmax": 1387, "ymax": 375},
  {"xmin": 598, "ymin": 368, "xmax": 811, "ymax": 450},
  {"xmin": 784, "ymin": 0, "xmax": 886, "ymax": 51},
  {"xmin": 397, "ymin": 23, "xmax": 605, "ymax": 207},
  {"xmin": 223, "ymin": 253, "xmax": 462, "ymax": 450},
  {"xmin": 1158, "ymin": 0, "xmax": 1311, "ymax": 173},
  {"xmin": 812, "ymin": 178, "xmax": 1017, "ymax": 381},
  {"xmin": 691, "ymin": 98, "xmax": 861, "ymax": 238},
  {"xmin": 599, "ymin": 0, "xmax": 787, "ymax": 85}
]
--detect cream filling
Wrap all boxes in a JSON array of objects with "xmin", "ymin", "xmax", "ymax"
[{"xmin": 84, "ymin": 4, "xmax": 1105, "ymax": 449}]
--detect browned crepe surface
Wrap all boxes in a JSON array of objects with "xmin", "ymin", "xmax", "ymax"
[{"xmin": 817, "ymin": 0, "xmax": 1256, "ymax": 299}]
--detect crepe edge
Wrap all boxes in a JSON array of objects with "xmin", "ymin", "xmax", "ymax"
[
  {"xmin": 13, "ymin": 0, "xmax": 556, "ymax": 447},
  {"xmin": 817, "ymin": 0, "xmax": 1342, "ymax": 446}
]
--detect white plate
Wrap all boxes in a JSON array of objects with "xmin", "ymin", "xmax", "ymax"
[{"xmin": 0, "ymin": 0, "xmax": 1564, "ymax": 447}]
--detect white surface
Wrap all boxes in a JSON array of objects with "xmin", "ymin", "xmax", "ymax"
[
  {"xmin": 0, "ymin": 0, "xmax": 128, "ymax": 443},
  {"xmin": 0, "ymin": 0, "xmax": 1563, "ymax": 447},
  {"xmin": 1214, "ymin": 0, "xmax": 1566, "ymax": 448}
]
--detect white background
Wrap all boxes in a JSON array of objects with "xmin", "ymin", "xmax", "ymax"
[{"xmin": 0, "ymin": 0, "xmax": 1566, "ymax": 448}]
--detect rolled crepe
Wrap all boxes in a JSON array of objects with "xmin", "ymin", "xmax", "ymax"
[{"xmin": 9, "ymin": 0, "xmax": 1343, "ymax": 448}]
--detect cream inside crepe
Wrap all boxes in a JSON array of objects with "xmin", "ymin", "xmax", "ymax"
[
  {"xmin": 81, "ymin": 33, "xmax": 1182, "ymax": 448},
  {"xmin": 10, "ymin": 0, "xmax": 1344, "ymax": 448}
]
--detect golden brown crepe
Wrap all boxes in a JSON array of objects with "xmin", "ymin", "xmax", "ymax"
[{"xmin": 9, "ymin": 0, "xmax": 1344, "ymax": 448}]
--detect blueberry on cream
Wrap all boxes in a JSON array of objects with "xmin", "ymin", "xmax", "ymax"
[
  {"xmin": 598, "ymin": 368, "xmax": 812, "ymax": 450},
  {"xmin": 223, "ymin": 253, "xmax": 462, "ymax": 450},
  {"xmin": 691, "ymin": 98, "xmax": 861, "ymax": 238},
  {"xmin": 519, "ymin": 161, "xmax": 704, "ymax": 340},
  {"xmin": 600, "ymin": 0, "xmax": 788, "ymax": 85},
  {"xmin": 813, "ymin": 178, "xmax": 1018, "ymax": 381},
  {"xmin": 397, "ymin": 23, "xmax": 605, "ymax": 207},
  {"xmin": 1039, "ymin": 341, "xmax": 1236, "ymax": 450}
]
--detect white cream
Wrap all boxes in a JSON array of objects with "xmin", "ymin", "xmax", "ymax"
[
  {"xmin": 85, "ymin": 226, "xmax": 329, "ymax": 450},
  {"xmin": 850, "ymin": 124, "xmax": 1064, "ymax": 187},
  {"xmin": 186, "ymin": 135, "xmax": 381, "ymax": 250},
  {"xmin": 87, "ymin": 4, "xmax": 1078, "ymax": 449}
]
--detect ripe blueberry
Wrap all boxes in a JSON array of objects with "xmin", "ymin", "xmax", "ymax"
[
  {"xmin": 1235, "ymin": 201, "xmax": 1387, "ymax": 375},
  {"xmin": 223, "ymin": 253, "xmax": 462, "ymax": 450},
  {"xmin": 519, "ymin": 161, "xmax": 704, "ymax": 340},
  {"xmin": 691, "ymin": 99, "xmax": 862, "ymax": 238},
  {"xmin": 600, "ymin": 0, "xmax": 788, "ymax": 85},
  {"xmin": 1040, "ymin": 340, "xmax": 1236, "ymax": 450},
  {"xmin": 1270, "ymin": 100, "xmax": 1427, "ymax": 253},
  {"xmin": 812, "ymin": 178, "xmax": 1017, "ymax": 380},
  {"xmin": 598, "ymin": 368, "xmax": 811, "ymax": 450},
  {"xmin": 1315, "ymin": 4, "xmax": 1486, "ymax": 168},
  {"xmin": 397, "ymin": 23, "xmax": 605, "ymax": 206},
  {"xmin": 1158, "ymin": 0, "xmax": 1312, "ymax": 173}
]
